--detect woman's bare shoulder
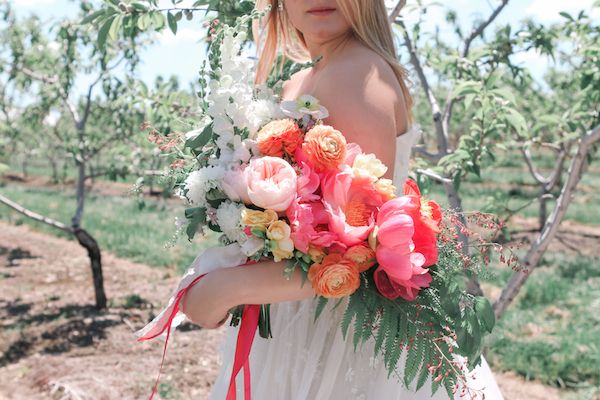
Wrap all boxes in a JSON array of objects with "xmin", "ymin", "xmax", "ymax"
[{"xmin": 318, "ymin": 44, "xmax": 408, "ymax": 136}]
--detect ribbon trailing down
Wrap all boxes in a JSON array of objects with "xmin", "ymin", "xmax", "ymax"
[{"xmin": 134, "ymin": 244, "xmax": 253, "ymax": 400}]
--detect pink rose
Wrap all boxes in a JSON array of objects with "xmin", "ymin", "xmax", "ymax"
[{"xmin": 245, "ymin": 156, "xmax": 297, "ymax": 212}]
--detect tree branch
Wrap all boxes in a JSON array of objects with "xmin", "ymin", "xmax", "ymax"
[
  {"xmin": 395, "ymin": 20, "xmax": 449, "ymax": 155},
  {"xmin": 462, "ymin": 0, "xmax": 510, "ymax": 58},
  {"xmin": 442, "ymin": 0, "xmax": 511, "ymax": 140},
  {"xmin": 521, "ymin": 145, "xmax": 547, "ymax": 184},
  {"xmin": 494, "ymin": 123, "xmax": 600, "ymax": 318},
  {"xmin": 388, "ymin": 0, "xmax": 407, "ymax": 23},
  {"xmin": 0, "ymin": 193, "xmax": 74, "ymax": 233}
]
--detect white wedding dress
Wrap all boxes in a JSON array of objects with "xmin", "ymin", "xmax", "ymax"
[{"xmin": 207, "ymin": 126, "xmax": 505, "ymax": 400}]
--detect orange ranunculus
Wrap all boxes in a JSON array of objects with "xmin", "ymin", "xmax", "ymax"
[
  {"xmin": 302, "ymin": 125, "xmax": 347, "ymax": 171},
  {"xmin": 307, "ymin": 253, "xmax": 360, "ymax": 298},
  {"xmin": 256, "ymin": 119, "xmax": 304, "ymax": 157},
  {"xmin": 344, "ymin": 243, "xmax": 376, "ymax": 272}
]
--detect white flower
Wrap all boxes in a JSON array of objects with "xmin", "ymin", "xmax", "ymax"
[
  {"xmin": 280, "ymin": 95, "xmax": 329, "ymax": 120},
  {"xmin": 183, "ymin": 166, "xmax": 226, "ymax": 206},
  {"xmin": 216, "ymin": 201, "xmax": 246, "ymax": 243},
  {"xmin": 248, "ymin": 99, "xmax": 284, "ymax": 137}
]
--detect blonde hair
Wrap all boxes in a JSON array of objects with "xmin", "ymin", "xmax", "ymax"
[{"xmin": 252, "ymin": 0, "xmax": 413, "ymax": 121}]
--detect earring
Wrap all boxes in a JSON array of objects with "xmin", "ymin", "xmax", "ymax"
[{"xmin": 278, "ymin": 1, "xmax": 284, "ymax": 12}]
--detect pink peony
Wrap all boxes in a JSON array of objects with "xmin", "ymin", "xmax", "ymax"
[
  {"xmin": 296, "ymin": 162, "xmax": 320, "ymax": 202},
  {"xmin": 321, "ymin": 168, "xmax": 385, "ymax": 247},
  {"xmin": 373, "ymin": 253, "xmax": 432, "ymax": 301},
  {"xmin": 286, "ymin": 198, "xmax": 338, "ymax": 253},
  {"xmin": 245, "ymin": 157, "xmax": 297, "ymax": 212},
  {"xmin": 344, "ymin": 142, "xmax": 363, "ymax": 166},
  {"xmin": 373, "ymin": 195, "xmax": 433, "ymax": 301}
]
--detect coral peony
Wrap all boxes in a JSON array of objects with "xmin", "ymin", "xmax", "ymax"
[
  {"xmin": 256, "ymin": 119, "xmax": 304, "ymax": 157},
  {"xmin": 321, "ymin": 169, "xmax": 385, "ymax": 247},
  {"xmin": 402, "ymin": 179, "xmax": 442, "ymax": 266},
  {"xmin": 302, "ymin": 125, "xmax": 347, "ymax": 172},
  {"xmin": 245, "ymin": 156, "xmax": 297, "ymax": 212},
  {"xmin": 308, "ymin": 253, "xmax": 361, "ymax": 298}
]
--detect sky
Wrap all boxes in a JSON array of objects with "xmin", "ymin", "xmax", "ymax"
[{"xmin": 9, "ymin": 0, "xmax": 600, "ymax": 98}]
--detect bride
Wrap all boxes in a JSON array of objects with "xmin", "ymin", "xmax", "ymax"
[{"xmin": 178, "ymin": 0, "xmax": 505, "ymax": 398}]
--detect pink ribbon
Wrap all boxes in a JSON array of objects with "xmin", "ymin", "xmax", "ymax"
[
  {"xmin": 226, "ymin": 304, "xmax": 260, "ymax": 400},
  {"xmin": 138, "ymin": 262, "xmax": 260, "ymax": 400}
]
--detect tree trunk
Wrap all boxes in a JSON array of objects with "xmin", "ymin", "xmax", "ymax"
[
  {"xmin": 73, "ymin": 227, "xmax": 107, "ymax": 309},
  {"xmin": 539, "ymin": 187, "xmax": 549, "ymax": 231},
  {"xmin": 494, "ymin": 123, "xmax": 600, "ymax": 318}
]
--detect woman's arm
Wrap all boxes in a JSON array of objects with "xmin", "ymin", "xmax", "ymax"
[{"xmin": 181, "ymin": 260, "xmax": 315, "ymax": 328}]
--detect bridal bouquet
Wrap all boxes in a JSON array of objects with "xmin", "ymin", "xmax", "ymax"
[{"xmin": 137, "ymin": 11, "xmax": 498, "ymax": 399}]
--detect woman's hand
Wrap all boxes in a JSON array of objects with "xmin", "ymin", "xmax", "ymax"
[{"xmin": 181, "ymin": 259, "xmax": 316, "ymax": 329}]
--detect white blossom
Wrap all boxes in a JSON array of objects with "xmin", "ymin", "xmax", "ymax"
[
  {"xmin": 216, "ymin": 201, "xmax": 246, "ymax": 243},
  {"xmin": 183, "ymin": 166, "xmax": 226, "ymax": 207}
]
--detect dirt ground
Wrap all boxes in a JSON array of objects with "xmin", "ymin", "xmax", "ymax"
[{"xmin": 0, "ymin": 221, "xmax": 567, "ymax": 400}]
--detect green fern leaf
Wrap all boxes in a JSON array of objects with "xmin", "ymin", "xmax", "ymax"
[
  {"xmin": 404, "ymin": 333, "xmax": 424, "ymax": 388},
  {"xmin": 415, "ymin": 342, "xmax": 431, "ymax": 391},
  {"xmin": 314, "ymin": 296, "xmax": 328, "ymax": 322},
  {"xmin": 341, "ymin": 295, "xmax": 357, "ymax": 339}
]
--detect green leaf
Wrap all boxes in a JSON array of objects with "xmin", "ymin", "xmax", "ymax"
[
  {"xmin": 314, "ymin": 296, "xmax": 329, "ymax": 322},
  {"xmin": 475, "ymin": 297, "xmax": 495, "ymax": 333},
  {"xmin": 453, "ymin": 80, "xmax": 480, "ymax": 97},
  {"xmin": 137, "ymin": 13, "xmax": 151, "ymax": 30},
  {"xmin": 81, "ymin": 9, "xmax": 106, "ymax": 25},
  {"xmin": 504, "ymin": 107, "xmax": 527, "ymax": 135},
  {"xmin": 559, "ymin": 11, "xmax": 574, "ymax": 20},
  {"xmin": 108, "ymin": 14, "xmax": 122, "ymax": 41},
  {"xmin": 184, "ymin": 207, "xmax": 207, "ymax": 240},
  {"xmin": 131, "ymin": 2, "xmax": 149, "ymax": 11},
  {"xmin": 151, "ymin": 11, "xmax": 165, "ymax": 30},
  {"xmin": 415, "ymin": 344, "xmax": 431, "ymax": 391},
  {"xmin": 185, "ymin": 124, "xmax": 213, "ymax": 151},
  {"xmin": 97, "ymin": 16, "xmax": 116, "ymax": 48},
  {"xmin": 404, "ymin": 334, "xmax": 424, "ymax": 387},
  {"xmin": 167, "ymin": 11, "xmax": 178, "ymax": 34}
]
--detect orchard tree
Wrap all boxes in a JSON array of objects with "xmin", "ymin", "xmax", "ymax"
[
  {"xmin": 390, "ymin": 0, "xmax": 600, "ymax": 315},
  {"xmin": 0, "ymin": 1, "xmax": 156, "ymax": 309},
  {"xmin": 89, "ymin": 0, "xmax": 600, "ymax": 318}
]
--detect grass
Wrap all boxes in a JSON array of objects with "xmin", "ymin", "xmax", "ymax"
[
  {"xmin": 483, "ymin": 255, "xmax": 600, "ymax": 393},
  {"xmin": 2, "ymin": 157, "xmax": 600, "ymax": 395},
  {"xmin": 0, "ymin": 182, "xmax": 216, "ymax": 272},
  {"xmin": 424, "ymin": 164, "xmax": 600, "ymax": 226}
]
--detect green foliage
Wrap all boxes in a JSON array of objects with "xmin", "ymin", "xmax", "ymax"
[{"xmin": 328, "ymin": 227, "xmax": 495, "ymax": 397}]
